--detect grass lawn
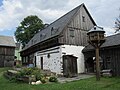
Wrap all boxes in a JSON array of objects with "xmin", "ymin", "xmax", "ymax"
[{"xmin": 0, "ymin": 68, "xmax": 120, "ymax": 90}]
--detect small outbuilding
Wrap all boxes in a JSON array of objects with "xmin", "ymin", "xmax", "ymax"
[{"xmin": 0, "ymin": 35, "xmax": 16, "ymax": 67}]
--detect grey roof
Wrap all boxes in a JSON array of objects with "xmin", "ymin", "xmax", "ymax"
[
  {"xmin": 0, "ymin": 35, "xmax": 16, "ymax": 47},
  {"xmin": 83, "ymin": 33, "xmax": 120, "ymax": 52},
  {"xmin": 22, "ymin": 3, "xmax": 96, "ymax": 51},
  {"xmin": 87, "ymin": 26, "xmax": 105, "ymax": 34}
]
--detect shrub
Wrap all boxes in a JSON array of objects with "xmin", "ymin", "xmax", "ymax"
[
  {"xmin": 15, "ymin": 64, "xmax": 22, "ymax": 68},
  {"xmin": 40, "ymin": 77, "xmax": 46, "ymax": 83},
  {"xmin": 49, "ymin": 76, "xmax": 58, "ymax": 82},
  {"xmin": 15, "ymin": 67, "xmax": 45, "ymax": 82},
  {"xmin": 31, "ymin": 69, "xmax": 43, "ymax": 80},
  {"xmin": 18, "ymin": 67, "xmax": 40, "ymax": 76}
]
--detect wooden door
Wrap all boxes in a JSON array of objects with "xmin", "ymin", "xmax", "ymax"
[{"xmin": 63, "ymin": 55, "xmax": 77, "ymax": 77}]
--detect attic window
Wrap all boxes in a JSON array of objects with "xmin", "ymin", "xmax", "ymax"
[
  {"xmin": 40, "ymin": 33, "xmax": 46, "ymax": 40},
  {"xmin": 51, "ymin": 27, "xmax": 59, "ymax": 35},
  {"xmin": 34, "ymin": 39, "xmax": 37, "ymax": 43},
  {"xmin": 82, "ymin": 15, "xmax": 85, "ymax": 22},
  {"xmin": 31, "ymin": 40, "xmax": 34, "ymax": 44},
  {"xmin": 69, "ymin": 29, "xmax": 74, "ymax": 37}
]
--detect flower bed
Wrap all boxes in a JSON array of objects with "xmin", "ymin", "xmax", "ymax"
[{"xmin": 4, "ymin": 67, "xmax": 58, "ymax": 84}]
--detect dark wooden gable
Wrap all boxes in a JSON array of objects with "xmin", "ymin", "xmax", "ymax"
[{"xmin": 59, "ymin": 4, "xmax": 96, "ymax": 46}]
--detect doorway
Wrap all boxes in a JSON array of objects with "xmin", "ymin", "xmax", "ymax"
[
  {"xmin": 41, "ymin": 57, "xmax": 43, "ymax": 69},
  {"xmin": 63, "ymin": 55, "xmax": 78, "ymax": 77},
  {"xmin": 86, "ymin": 57, "xmax": 94, "ymax": 73},
  {"xmin": 34, "ymin": 56, "xmax": 36, "ymax": 67}
]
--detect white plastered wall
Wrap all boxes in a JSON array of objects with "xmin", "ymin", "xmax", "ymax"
[
  {"xmin": 61, "ymin": 45, "xmax": 85, "ymax": 73},
  {"xmin": 35, "ymin": 46, "xmax": 63, "ymax": 74},
  {"xmin": 35, "ymin": 45, "xmax": 85, "ymax": 74}
]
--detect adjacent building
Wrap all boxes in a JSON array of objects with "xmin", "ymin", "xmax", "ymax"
[
  {"xmin": 83, "ymin": 33, "xmax": 120, "ymax": 76},
  {"xmin": 0, "ymin": 35, "xmax": 16, "ymax": 67}
]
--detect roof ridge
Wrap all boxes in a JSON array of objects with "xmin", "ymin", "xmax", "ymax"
[{"xmin": 106, "ymin": 33, "xmax": 120, "ymax": 38}]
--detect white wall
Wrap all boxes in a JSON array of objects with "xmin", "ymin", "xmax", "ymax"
[
  {"xmin": 35, "ymin": 46, "xmax": 63, "ymax": 74},
  {"xmin": 61, "ymin": 45, "xmax": 85, "ymax": 73},
  {"xmin": 35, "ymin": 45, "xmax": 85, "ymax": 74}
]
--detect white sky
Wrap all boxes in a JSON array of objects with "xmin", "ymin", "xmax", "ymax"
[{"xmin": 0, "ymin": 0, "xmax": 119, "ymax": 36}]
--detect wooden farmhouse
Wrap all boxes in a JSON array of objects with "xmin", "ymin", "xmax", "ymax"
[
  {"xmin": 83, "ymin": 33, "xmax": 120, "ymax": 76},
  {"xmin": 20, "ymin": 3, "xmax": 96, "ymax": 76},
  {"xmin": 0, "ymin": 35, "xmax": 16, "ymax": 67}
]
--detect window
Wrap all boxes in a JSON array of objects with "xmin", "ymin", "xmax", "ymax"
[
  {"xmin": 51, "ymin": 27, "xmax": 59, "ymax": 35},
  {"xmin": 34, "ymin": 39, "xmax": 37, "ymax": 43},
  {"xmin": 40, "ymin": 33, "xmax": 46, "ymax": 40},
  {"xmin": 82, "ymin": 15, "xmax": 85, "ymax": 22},
  {"xmin": 70, "ymin": 29, "xmax": 74, "ymax": 37},
  {"xmin": 31, "ymin": 40, "xmax": 34, "ymax": 44}
]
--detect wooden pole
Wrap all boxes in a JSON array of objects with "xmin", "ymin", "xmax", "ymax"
[{"xmin": 96, "ymin": 47, "xmax": 100, "ymax": 81}]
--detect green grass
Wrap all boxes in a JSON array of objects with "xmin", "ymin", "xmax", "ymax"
[{"xmin": 0, "ymin": 68, "xmax": 120, "ymax": 90}]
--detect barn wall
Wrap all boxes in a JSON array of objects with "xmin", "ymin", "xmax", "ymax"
[
  {"xmin": 0, "ymin": 47, "xmax": 15, "ymax": 67},
  {"xmin": 100, "ymin": 48, "xmax": 120, "ymax": 76},
  {"xmin": 83, "ymin": 47, "xmax": 120, "ymax": 76}
]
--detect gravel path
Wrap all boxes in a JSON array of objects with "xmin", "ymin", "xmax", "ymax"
[{"xmin": 58, "ymin": 74, "xmax": 94, "ymax": 83}]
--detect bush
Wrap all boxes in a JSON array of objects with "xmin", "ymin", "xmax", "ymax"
[
  {"xmin": 10, "ymin": 67, "xmax": 43, "ymax": 82},
  {"xmin": 49, "ymin": 77, "xmax": 58, "ymax": 82},
  {"xmin": 40, "ymin": 77, "xmax": 46, "ymax": 83},
  {"xmin": 5, "ymin": 67, "xmax": 58, "ymax": 84},
  {"xmin": 15, "ymin": 64, "xmax": 22, "ymax": 68},
  {"xmin": 18, "ymin": 67, "xmax": 41, "ymax": 76},
  {"xmin": 31, "ymin": 69, "xmax": 43, "ymax": 80}
]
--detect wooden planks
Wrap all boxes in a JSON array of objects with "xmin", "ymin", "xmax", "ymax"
[{"xmin": 59, "ymin": 5, "xmax": 95, "ymax": 46}]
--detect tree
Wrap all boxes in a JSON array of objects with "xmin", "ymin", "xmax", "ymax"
[
  {"xmin": 115, "ymin": 9, "xmax": 120, "ymax": 33},
  {"xmin": 15, "ymin": 15, "xmax": 44, "ymax": 47}
]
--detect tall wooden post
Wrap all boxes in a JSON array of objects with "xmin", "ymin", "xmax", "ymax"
[
  {"xmin": 96, "ymin": 47, "xmax": 100, "ymax": 81},
  {"xmin": 87, "ymin": 26, "xmax": 105, "ymax": 81}
]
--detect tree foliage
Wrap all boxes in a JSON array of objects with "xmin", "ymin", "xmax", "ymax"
[
  {"xmin": 115, "ymin": 10, "xmax": 120, "ymax": 33},
  {"xmin": 15, "ymin": 15, "xmax": 44, "ymax": 47}
]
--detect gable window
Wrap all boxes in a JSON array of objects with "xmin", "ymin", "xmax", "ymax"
[
  {"xmin": 69, "ymin": 29, "xmax": 74, "ymax": 37},
  {"xmin": 82, "ymin": 15, "xmax": 85, "ymax": 22}
]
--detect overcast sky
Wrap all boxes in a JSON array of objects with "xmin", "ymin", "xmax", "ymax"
[{"xmin": 0, "ymin": 0, "xmax": 120, "ymax": 36}]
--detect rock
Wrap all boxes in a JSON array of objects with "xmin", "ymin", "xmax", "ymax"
[
  {"xmin": 31, "ymin": 82, "xmax": 36, "ymax": 85},
  {"xmin": 36, "ymin": 80, "xmax": 42, "ymax": 85}
]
